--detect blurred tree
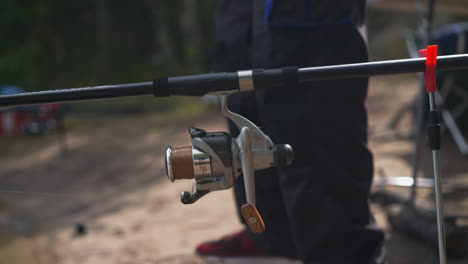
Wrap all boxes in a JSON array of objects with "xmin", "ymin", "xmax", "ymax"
[
  {"xmin": 144, "ymin": 0, "xmax": 178, "ymax": 65},
  {"xmin": 0, "ymin": 0, "xmax": 217, "ymax": 91},
  {"xmin": 96, "ymin": 0, "xmax": 110, "ymax": 71}
]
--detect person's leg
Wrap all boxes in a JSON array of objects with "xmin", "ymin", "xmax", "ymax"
[
  {"xmin": 252, "ymin": 23, "xmax": 385, "ymax": 263},
  {"xmin": 274, "ymin": 76, "xmax": 385, "ymax": 263}
]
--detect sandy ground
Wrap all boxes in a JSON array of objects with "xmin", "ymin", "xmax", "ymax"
[{"xmin": 1, "ymin": 76, "xmax": 468, "ymax": 264}]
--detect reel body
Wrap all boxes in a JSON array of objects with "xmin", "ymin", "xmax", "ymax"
[{"xmin": 164, "ymin": 95, "xmax": 293, "ymax": 233}]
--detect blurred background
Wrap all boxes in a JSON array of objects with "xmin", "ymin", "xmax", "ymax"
[{"xmin": 1, "ymin": 0, "xmax": 468, "ymax": 263}]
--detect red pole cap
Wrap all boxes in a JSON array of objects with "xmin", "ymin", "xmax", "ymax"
[{"xmin": 419, "ymin": 45, "xmax": 438, "ymax": 93}]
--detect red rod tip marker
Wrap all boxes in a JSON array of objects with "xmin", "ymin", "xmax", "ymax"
[{"xmin": 419, "ymin": 45, "xmax": 438, "ymax": 93}]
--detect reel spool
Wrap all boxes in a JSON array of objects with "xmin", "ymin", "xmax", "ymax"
[
  {"xmin": 165, "ymin": 128, "xmax": 236, "ymax": 194},
  {"xmin": 165, "ymin": 146, "xmax": 195, "ymax": 182}
]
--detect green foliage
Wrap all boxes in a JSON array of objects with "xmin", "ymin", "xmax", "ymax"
[{"xmin": 0, "ymin": 0, "xmax": 217, "ymax": 92}]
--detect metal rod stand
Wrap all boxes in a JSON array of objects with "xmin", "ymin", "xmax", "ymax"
[{"xmin": 428, "ymin": 92, "xmax": 447, "ymax": 264}]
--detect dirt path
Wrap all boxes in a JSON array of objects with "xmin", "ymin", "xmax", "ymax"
[
  {"xmin": 0, "ymin": 112, "xmax": 245, "ymax": 264},
  {"xmin": 1, "ymin": 76, "xmax": 468, "ymax": 264}
]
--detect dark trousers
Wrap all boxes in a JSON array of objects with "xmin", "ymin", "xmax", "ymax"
[{"xmin": 215, "ymin": 1, "xmax": 385, "ymax": 263}]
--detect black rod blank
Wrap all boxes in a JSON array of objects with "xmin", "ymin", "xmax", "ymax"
[
  {"xmin": 298, "ymin": 54, "xmax": 468, "ymax": 81},
  {"xmin": 0, "ymin": 82, "xmax": 153, "ymax": 107},
  {"xmin": 2, "ymin": 54, "xmax": 468, "ymax": 107}
]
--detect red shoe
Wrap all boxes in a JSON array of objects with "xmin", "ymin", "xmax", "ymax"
[{"xmin": 195, "ymin": 230, "xmax": 267, "ymax": 257}]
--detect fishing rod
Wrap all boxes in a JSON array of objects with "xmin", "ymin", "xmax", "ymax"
[{"xmin": 1, "ymin": 54, "xmax": 468, "ymax": 107}]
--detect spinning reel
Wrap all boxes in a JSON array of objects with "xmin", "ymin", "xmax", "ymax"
[{"xmin": 164, "ymin": 95, "xmax": 293, "ymax": 234}]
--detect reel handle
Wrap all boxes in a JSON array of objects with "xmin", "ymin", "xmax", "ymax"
[{"xmin": 239, "ymin": 126, "xmax": 265, "ymax": 234}]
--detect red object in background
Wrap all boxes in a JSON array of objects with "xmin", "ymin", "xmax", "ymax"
[
  {"xmin": 419, "ymin": 45, "xmax": 439, "ymax": 93},
  {"xmin": 0, "ymin": 103, "xmax": 62, "ymax": 136}
]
